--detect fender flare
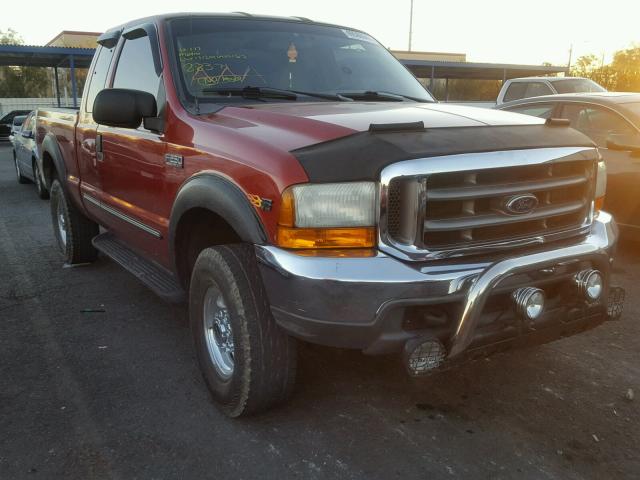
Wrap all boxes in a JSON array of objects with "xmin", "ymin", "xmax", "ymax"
[
  {"xmin": 168, "ymin": 173, "xmax": 268, "ymax": 269},
  {"xmin": 41, "ymin": 133, "xmax": 68, "ymax": 190}
]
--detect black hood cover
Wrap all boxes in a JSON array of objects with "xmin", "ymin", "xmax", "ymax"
[{"xmin": 291, "ymin": 124, "xmax": 596, "ymax": 182}]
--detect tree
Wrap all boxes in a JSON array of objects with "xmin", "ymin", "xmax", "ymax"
[
  {"xmin": 570, "ymin": 45, "xmax": 640, "ymax": 92},
  {"xmin": 0, "ymin": 29, "xmax": 51, "ymax": 98},
  {"xmin": 609, "ymin": 45, "xmax": 640, "ymax": 91},
  {"xmin": 0, "ymin": 29, "xmax": 89, "ymax": 100},
  {"xmin": 0, "ymin": 28, "xmax": 23, "ymax": 45}
]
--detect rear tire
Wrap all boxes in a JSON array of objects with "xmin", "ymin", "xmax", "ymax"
[
  {"xmin": 50, "ymin": 179, "xmax": 99, "ymax": 264},
  {"xmin": 190, "ymin": 244, "xmax": 297, "ymax": 417},
  {"xmin": 14, "ymin": 152, "xmax": 28, "ymax": 184},
  {"xmin": 33, "ymin": 160, "xmax": 49, "ymax": 200}
]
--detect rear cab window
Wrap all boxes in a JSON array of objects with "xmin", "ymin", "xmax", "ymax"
[{"xmin": 504, "ymin": 81, "xmax": 554, "ymax": 102}]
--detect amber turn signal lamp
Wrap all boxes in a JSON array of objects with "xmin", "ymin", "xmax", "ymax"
[
  {"xmin": 595, "ymin": 196, "xmax": 605, "ymax": 212},
  {"xmin": 277, "ymin": 226, "xmax": 376, "ymax": 249}
]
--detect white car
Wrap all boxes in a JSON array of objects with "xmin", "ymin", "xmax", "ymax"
[{"xmin": 496, "ymin": 77, "xmax": 605, "ymax": 105}]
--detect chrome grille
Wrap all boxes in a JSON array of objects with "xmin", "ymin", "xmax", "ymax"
[
  {"xmin": 379, "ymin": 147, "xmax": 598, "ymax": 261},
  {"xmin": 422, "ymin": 160, "xmax": 594, "ymax": 249}
]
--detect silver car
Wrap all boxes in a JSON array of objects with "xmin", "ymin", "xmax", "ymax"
[
  {"xmin": 12, "ymin": 111, "xmax": 49, "ymax": 199},
  {"xmin": 498, "ymin": 92, "xmax": 640, "ymax": 234}
]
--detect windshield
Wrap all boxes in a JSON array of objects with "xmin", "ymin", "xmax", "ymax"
[
  {"xmin": 620, "ymin": 102, "xmax": 640, "ymax": 125},
  {"xmin": 167, "ymin": 17, "xmax": 434, "ymax": 105},
  {"xmin": 552, "ymin": 78, "xmax": 606, "ymax": 94}
]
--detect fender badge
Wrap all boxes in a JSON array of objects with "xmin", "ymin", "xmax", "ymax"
[
  {"xmin": 165, "ymin": 153, "xmax": 183, "ymax": 168},
  {"xmin": 248, "ymin": 194, "xmax": 273, "ymax": 212}
]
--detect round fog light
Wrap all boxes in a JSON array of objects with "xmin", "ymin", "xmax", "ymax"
[
  {"xmin": 403, "ymin": 338, "xmax": 445, "ymax": 376},
  {"xmin": 512, "ymin": 287, "xmax": 545, "ymax": 320},
  {"xmin": 575, "ymin": 269, "xmax": 604, "ymax": 301}
]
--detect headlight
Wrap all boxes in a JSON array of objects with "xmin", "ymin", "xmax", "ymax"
[
  {"xmin": 595, "ymin": 160, "xmax": 607, "ymax": 211},
  {"xmin": 277, "ymin": 182, "xmax": 377, "ymax": 249}
]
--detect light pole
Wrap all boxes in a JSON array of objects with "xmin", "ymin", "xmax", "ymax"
[{"xmin": 408, "ymin": 0, "xmax": 414, "ymax": 51}]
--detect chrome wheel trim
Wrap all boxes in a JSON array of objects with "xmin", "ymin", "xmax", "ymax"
[
  {"xmin": 15, "ymin": 158, "xmax": 21, "ymax": 180},
  {"xmin": 56, "ymin": 198, "xmax": 67, "ymax": 247},
  {"xmin": 203, "ymin": 285, "xmax": 235, "ymax": 379}
]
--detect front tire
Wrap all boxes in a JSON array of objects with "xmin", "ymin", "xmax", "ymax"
[
  {"xmin": 190, "ymin": 244, "xmax": 297, "ymax": 417},
  {"xmin": 50, "ymin": 179, "xmax": 99, "ymax": 264}
]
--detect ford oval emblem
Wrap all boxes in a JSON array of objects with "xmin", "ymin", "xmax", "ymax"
[{"xmin": 504, "ymin": 194, "xmax": 538, "ymax": 215}]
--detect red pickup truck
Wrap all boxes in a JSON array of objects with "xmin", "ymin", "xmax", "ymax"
[{"xmin": 35, "ymin": 13, "xmax": 621, "ymax": 417}]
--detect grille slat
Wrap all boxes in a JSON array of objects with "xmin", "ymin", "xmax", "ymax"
[
  {"xmin": 424, "ymin": 201, "xmax": 585, "ymax": 232},
  {"xmin": 426, "ymin": 174, "xmax": 587, "ymax": 201}
]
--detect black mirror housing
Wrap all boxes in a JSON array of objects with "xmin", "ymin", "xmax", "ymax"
[{"xmin": 93, "ymin": 88, "xmax": 157, "ymax": 129}]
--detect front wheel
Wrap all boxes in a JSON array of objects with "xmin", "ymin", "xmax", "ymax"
[
  {"xmin": 50, "ymin": 179, "xmax": 99, "ymax": 264},
  {"xmin": 190, "ymin": 244, "xmax": 297, "ymax": 417}
]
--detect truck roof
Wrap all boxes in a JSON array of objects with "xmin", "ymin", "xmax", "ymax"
[{"xmin": 100, "ymin": 12, "xmax": 357, "ymax": 39}]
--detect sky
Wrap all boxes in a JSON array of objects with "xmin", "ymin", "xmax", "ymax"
[{"xmin": 4, "ymin": 0, "xmax": 640, "ymax": 66}]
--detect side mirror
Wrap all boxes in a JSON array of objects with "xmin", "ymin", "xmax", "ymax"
[
  {"xmin": 606, "ymin": 134, "xmax": 640, "ymax": 153},
  {"xmin": 93, "ymin": 88, "xmax": 158, "ymax": 130},
  {"xmin": 21, "ymin": 130, "xmax": 33, "ymax": 139}
]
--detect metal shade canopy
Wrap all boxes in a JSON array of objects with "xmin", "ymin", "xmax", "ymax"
[{"xmin": 0, "ymin": 44, "xmax": 96, "ymax": 107}]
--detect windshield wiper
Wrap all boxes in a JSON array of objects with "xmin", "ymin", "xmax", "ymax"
[
  {"xmin": 338, "ymin": 90, "xmax": 433, "ymax": 102},
  {"xmin": 290, "ymin": 90, "xmax": 353, "ymax": 102},
  {"xmin": 201, "ymin": 86, "xmax": 353, "ymax": 102},
  {"xmin": 201, "ymin": 86, "xmax": 298, "ymax": 100}
]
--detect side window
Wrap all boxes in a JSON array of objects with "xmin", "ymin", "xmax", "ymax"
[
  {"xmin": 560, "ymin": 104, "xmax": 636, "ymax": 147},
  {"xmin": 85, "ymin": 46, "xmax": 115, "ymax": 113},
  {"xmin": 508, "ymin": 104, "xmax": 556, "ymax": 119},
  {"xmin": 524, "ymin": 82, "xmax": 554, "ymax": 99},
  {"xmin": 113, "ymin": 36, "xmax": 160, "ymax": 99},
  {"xmin": 503, "ymin": 83, "xmax": 527, "ymax": 102}
]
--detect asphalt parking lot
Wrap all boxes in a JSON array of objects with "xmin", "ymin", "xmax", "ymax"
[{"xmin": 0, "ymin": 143, "xmax": 639, "ymax": 480}]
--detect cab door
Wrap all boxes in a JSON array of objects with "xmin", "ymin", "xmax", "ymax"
[
  {"xmin": 96, "ymin": 26, "xmax": 168, "ymax": 261},
  {"xmin": 559, "ymin": 102, "xmax": 640, "ymax": 229}
]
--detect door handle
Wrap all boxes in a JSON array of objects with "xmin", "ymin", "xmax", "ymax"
[{"xmin": 96, "ymin": 134, "xmax": 104, "ymax": 162}]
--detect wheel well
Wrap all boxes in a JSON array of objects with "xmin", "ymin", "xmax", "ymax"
[
  {"xmin": 174, "ymin": 208, "xmax": 242, "ymax": 288},
  {"xmin": 41, "ymin": 151, "xmax": 55, "ymax": 189}
]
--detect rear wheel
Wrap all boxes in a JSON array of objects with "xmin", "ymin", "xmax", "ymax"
[
  {"xmin": 190, "ymin": 244, "xmax": 297, "ymax": 417},
  {"xmin": 33, "ymin": 160, "xmax": 49, "ymax": 200},
  {"xmin": 14, "ymin": 152, "xmax": 28, "ymax": 184},
  {"xmin": 50, "ymin": 179, "xmax": 99, "ymax": 264}
]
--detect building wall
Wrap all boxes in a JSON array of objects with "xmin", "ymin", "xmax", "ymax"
[
  {"xmin": 392, "ymin": 50, "xmax": 466, "ymax": 63},
  {"xmin": 46, "ymin": 31, "xmax": 100, "ymax": 49}
]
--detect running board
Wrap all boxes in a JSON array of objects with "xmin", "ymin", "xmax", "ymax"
[{"xmin": 92, "ymin": 232, "xmax": 185, "ymax": 303}]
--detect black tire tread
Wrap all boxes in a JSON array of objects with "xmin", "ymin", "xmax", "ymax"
[
  {"xmin": 191, "ymin": 244, "xmax": 296, "ymax": 417},
  {"xmin": 33, "ymin": 160, "xmax": 49, "ymax": 200},
  {"xmin": 50, "ymin": 179, "xmax": 99, "ymax": 264}
]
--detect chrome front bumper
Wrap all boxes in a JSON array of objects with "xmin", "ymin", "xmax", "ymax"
[{"xmin": 256, "ymin": 213, "xmax": 618, "ymax": 358}]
